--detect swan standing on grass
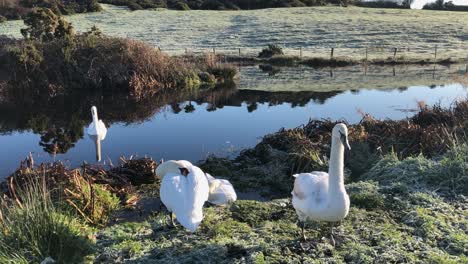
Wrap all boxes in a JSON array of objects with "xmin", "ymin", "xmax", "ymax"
[
  {"xmin": 292, "ymin": 123, "xmax": 351, "ymax": 245},
  {"xmin": 87, "ymin": 106, "xmax": 107, "ymax": 140},
  {"xmin": 205, "ymin": 173, "xmax": 237, "ymax": 205},
  {"xmin": 158, "ymin": 160, "xmax": 209, "ymax": 232}
]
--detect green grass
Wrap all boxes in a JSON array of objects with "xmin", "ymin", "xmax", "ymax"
[
  {"xmin": 362, "ymin": 143, "xmax": 468, "ymax": 196},
  {"xmin": 0, "ymin": 177, "xmax": 94, "ymax": 263}
]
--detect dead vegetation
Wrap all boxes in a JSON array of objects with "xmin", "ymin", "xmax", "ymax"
[{"xmin": 0, "ymin": 156, "xmax": 159, "ymax": 225}]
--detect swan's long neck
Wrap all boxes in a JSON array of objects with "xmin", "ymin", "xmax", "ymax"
[
  {"xmin": 92, "ymin": 109, "xmax": 99, "ymax": 125},
  {"xmin": 328, "ymin": 136, "xmax": 345, "ymax": 193}
]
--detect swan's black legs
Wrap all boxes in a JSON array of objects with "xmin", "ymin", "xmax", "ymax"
[
  {"xmin": 329, "ymin": 223, "xmax": 336, "ymax": 247},
  {"xmin": 301, "ymin": 221, "xmax": 307, "ymax": 241},
  {"xmin": 170, "ymin": 212, "xmax": 176, "ymax": 227}
]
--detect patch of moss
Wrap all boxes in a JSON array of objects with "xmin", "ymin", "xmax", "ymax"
[
  {"xmin": 346, "ymin": 181, "xmax": 385, "ymax": 210},
  {"xmin": 230, "ymin": 200, "xmax": 295, "ymax": 227}
]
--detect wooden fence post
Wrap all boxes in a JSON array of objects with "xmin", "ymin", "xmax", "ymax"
[
  {"xmin": 393, "ymin": 47, "xmax": 397, "ymax": 59},
  {"xmin": 434, "ymin": 45, "xmax": 438, "ymax": 60},
  {"xmin": 365, "ymin": 47, "xmax": 368, "ymax": 61},
  {"xmin": 238, "ymin": 48, "xmax": 241, "ymax": 56},
  {"xmin": 330, "ymin": 48, "xmax": 334, "ymax": 59}
]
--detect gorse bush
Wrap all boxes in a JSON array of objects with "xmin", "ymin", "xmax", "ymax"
[
  {"xmin": 258, "ymin": 44, "xmax": 284, "ymax": 58},
  {"xmin": 0, "ymin": 177, "xmax": 93, "ymax": 263},
  {"xmin": 20, "ymin": 8, "xmax": 75, "ymax": 42}
]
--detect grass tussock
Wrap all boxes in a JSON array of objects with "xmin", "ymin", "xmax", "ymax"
[
  {"xmin": 0, "ymin": 177, "xmax": 93, "ymax": 263},
  {"xmin": 2, "ymin": 161, "xmax": 122, "ymax": 225}
]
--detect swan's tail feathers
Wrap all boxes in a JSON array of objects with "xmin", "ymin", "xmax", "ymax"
[{"xmin": 292, "ymin": 174, "xmax": 300, "ymax": 178}]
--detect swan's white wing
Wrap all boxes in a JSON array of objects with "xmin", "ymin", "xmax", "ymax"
[
  {"xmin": 205, "ymin": 173, "xmax": 216, "ymax": 183},
  {"xmin": 189, "ymin": 166, "xmax": 209, "ymax": 208},
  {"xmin": 208, "ymin": 178, "xmax": 237, "ymax": 205},
  {"xmin": 160, "ymin": 172, "xmax": 188, "ymax": 215},
  {"xmin": 183, "ymin": 166, "xmax": 209, "ymax": 232},
  {"xmin": 97, "ymin": 120, "xmax": 107, "ymax": 140},
  {"xmin": 86, "ymin": 122, "xmax": 96, "ymax": 135},
  {"xmin": 292, "ymin": 172, "xmax": 329, "ymax": 221}
]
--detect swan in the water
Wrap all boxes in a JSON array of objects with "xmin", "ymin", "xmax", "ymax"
[
  {"xmin": 291, "ymin": 123, "xmax": 351, "ymax": 244},
  {"xmin": 205, "ymin": 173, "xmax": 237, "ymax": 205},
  {"xmin": 159, "ymin": 161, "xmax": 209, "ymax": 232},
  {"xmin": 87, "ymin": 106, "xmax": 107, "ymax": 141}
]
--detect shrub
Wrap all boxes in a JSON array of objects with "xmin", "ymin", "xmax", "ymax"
[
  {"xmin": 258, "ymin": 44, "xmax": 284, "ymax": 58},
  {"xmin": 20, "ymin": 8, "xmax": 74, "ymax": 42},
  {"xmin": 207, "ymin": 64, "xmax": 238, "ymax": 82},
  {"xmin": 0, "ymin": 15, "xmax": 6, "ymax": 23}
]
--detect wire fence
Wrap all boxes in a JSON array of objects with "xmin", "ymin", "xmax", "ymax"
[{"xmin": 161, "ymin": 44, "xmax": 468, "ymax": 62}]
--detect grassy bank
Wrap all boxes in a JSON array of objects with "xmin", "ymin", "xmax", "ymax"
[
  {"xmin": 209, "ymin": 53, "xmax": 466, "ymax": 68},
  {"xmin": 0, "ymin": 99, "xmax": 467, "ymax": 263}
]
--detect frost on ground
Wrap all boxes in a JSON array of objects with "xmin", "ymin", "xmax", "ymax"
[{"xmin": 94, "ymin": 116, "xmax": 467, "ymax": 263}]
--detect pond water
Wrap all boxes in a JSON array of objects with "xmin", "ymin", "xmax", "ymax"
[{"xmin": 0, "ymin": 64, "xmax": 466, "ymax": 178}]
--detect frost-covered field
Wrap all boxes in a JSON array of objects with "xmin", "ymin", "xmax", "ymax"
[{"xmin": 1, "ymin": 4, "xmax": 467, "ymax": 59}]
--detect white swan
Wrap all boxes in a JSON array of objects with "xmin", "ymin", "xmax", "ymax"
[
  {"xmin": 205, "ymin": 173, "xmax": 237, "ymax": 205},
  {"xmin": 87, "ymin": 106, "xmax": 107, "ymax": 141},
  {"xmin": 291, "ymin": 123, "xmax": 351, "ymax": 243},
  {"xmin": 155, "ymin": 160, "xmax": 194, "ymax": 180},
  {"xmin": 159, "ymin": 161, "xmax": 209, "ymax": 232}
]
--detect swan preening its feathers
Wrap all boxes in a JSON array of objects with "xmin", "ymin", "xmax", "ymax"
[
  {"xmin": 292, "ymin": 123, "xmax": 351, "ymax": 241},
  {"xmin": 157, "ymin": 160, "xmax": 237, "ymax": 232},
  {"xmin": 206, "ymin": 173, "xmax": 237, "ymax": 205},
  {"xmin": 160, "ymin": 161, "xmax": 209, "ymax": 232}
]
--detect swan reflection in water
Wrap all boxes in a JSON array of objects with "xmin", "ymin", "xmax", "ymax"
[{"xmin": 88, "ymin": 134, "xmax": 102, "ymax": 162}]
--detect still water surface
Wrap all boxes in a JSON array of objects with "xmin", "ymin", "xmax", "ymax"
[{"xmin": 0, "ymin": 64, "xmax": 466, "ymax": 178}]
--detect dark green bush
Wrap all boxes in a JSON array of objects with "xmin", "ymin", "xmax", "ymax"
[{"xmin": 258, "ymin": 44, "xmax": 284, "ymax": 58}]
